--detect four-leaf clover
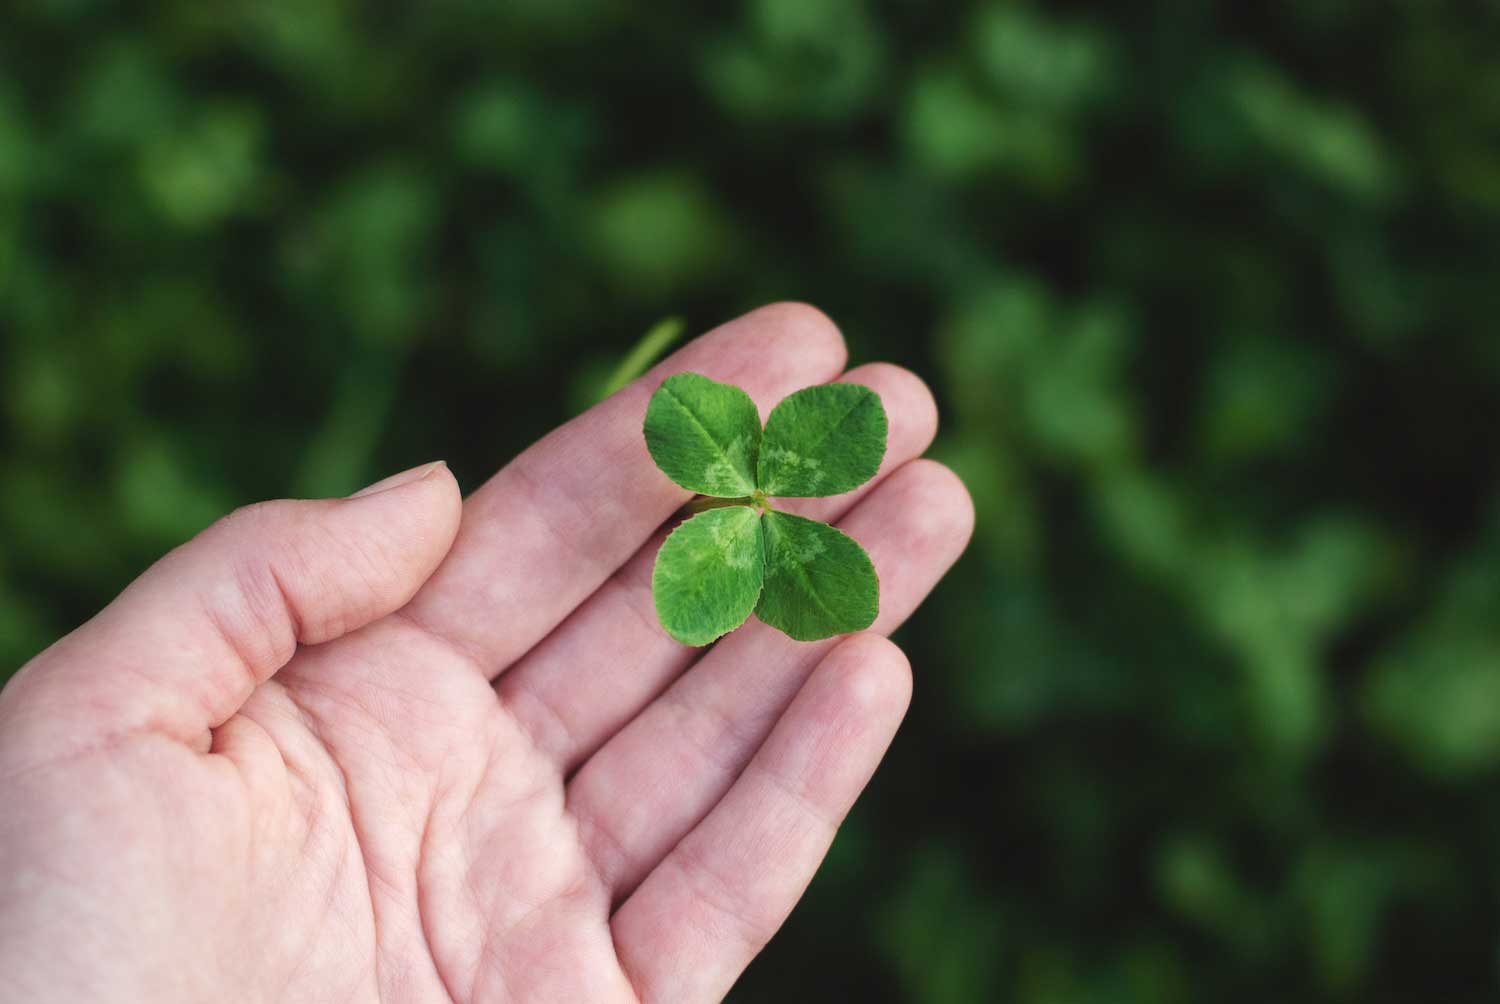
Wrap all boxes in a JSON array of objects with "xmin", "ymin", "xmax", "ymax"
[{"xmin": 644, "ymin": 372, "xmax": 887, "ymax": 645}]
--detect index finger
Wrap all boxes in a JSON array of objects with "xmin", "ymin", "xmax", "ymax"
[{"xmin": 402, "ymin": 303, "xmax": 848, "ymax": 675}]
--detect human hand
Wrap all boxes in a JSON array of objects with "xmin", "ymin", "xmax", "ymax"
[{"xmin": 0, "ymin": 305, "xmax": 973, "ymax": 1003}]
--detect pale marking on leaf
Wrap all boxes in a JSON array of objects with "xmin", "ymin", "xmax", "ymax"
[
  {"xmin": 655, "ymin": 507, "xmax": 759, "ymax": 580},
  {"xmin": 766, "ymin": 524, "xmax": 827, "ymax": 569},
  {"xmin": 701, "ymin": 433, "xmax": 757, "ymax": 494},
  {"xmin": 707, "ymin": 507, "xmax": 759, "ymax": 569},
  {"xmin": 760, "ymin": 447, "xmax": 825, "ymax": 490}
]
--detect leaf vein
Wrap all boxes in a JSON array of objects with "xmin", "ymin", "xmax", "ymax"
[{"xmin": 661, "ymin": 383, "xmax": 754, "ymax": 492}]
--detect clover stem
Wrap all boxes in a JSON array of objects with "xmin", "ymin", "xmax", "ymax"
[
  {"xmin": 684, "ymin": 491, "xmax": 774, "ymax": 516},
  {"xmin": 685, "ymin": 495, "xmax": 752, "ymax": 515}
]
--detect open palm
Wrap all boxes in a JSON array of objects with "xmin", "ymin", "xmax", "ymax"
[{"xmin": 0, "ymin": 305, "xmax": 972, "ymax": 1003}]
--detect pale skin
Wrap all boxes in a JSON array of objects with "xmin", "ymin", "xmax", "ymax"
[{"xmin": 0, "ymin": 304, "xmax": 974, "ymax": 1003}]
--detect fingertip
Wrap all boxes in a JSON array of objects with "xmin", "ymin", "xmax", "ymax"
[
  {"xmin": 346, "ymin": 460, "xmax": 464, "ymax": 552},
  {"xmin": 632, "ymin": 303, "xmax": 848, "ymax": 417},
  {"xmin": 819, "ymin": 632, "xmax": 913, "ymax": 724},
  {"xmin": 347, "ymin": 460, "xmax": 448, "ymax": 499},
  {"xmin": 416, "ymin": 460, "xmax": 465, "ymax": 541},
  {"xmin": 891, "ymin": 458, "xmax": 977, "ymax": 555},
  {"xmin": 840, "ymin": 362, "xmax": 940, "ymax": 460},
  {"xmin": 739, "ymin": 301, "xmax": 849, "ymax": 380}
]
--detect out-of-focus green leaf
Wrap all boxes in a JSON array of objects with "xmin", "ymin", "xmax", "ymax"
[
  {"xmin": 589, "ymin": 172, "xmax": 735, "ymax": 297},
  {"xmin": 703, "ymin": 0, "xmax": 884, "ymax": 124}
]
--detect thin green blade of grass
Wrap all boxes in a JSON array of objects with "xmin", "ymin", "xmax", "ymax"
[{"xmin": 600, "ymin": 315, "xmax": 687, "ymax": 400}]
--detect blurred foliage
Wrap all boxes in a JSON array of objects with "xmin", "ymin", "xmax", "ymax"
[{"xmin": 3, "ymin": 1, "xmax": 1500, "ymax": 1000}]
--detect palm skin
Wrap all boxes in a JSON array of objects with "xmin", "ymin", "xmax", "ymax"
[{"xmin": 0, "ymin": 305, "xmax": 973, "ymax": 1003}]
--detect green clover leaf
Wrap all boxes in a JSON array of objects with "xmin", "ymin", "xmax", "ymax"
[
  {"xmin": 651, "ymin": 504, "xmax": 765, "ymax": 646},
  {"xmin": 643, "ymin": 372, "xmax": 761, "ymax": 497},
  {"xmin": 756, "ymin": 510, "xmax": 879, "ymax": 641},
  {"xmin": 645, "ymin": 373, "xmax": 886, "ymax": 645},
  {"xmin": 758, "ymin": 381, "xmax": 887, "ymax": 497}
]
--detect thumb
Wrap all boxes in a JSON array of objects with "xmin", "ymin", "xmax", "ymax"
[{"xmin": 2, "ymin": 461, "xmax": 462, "ymax": 750}]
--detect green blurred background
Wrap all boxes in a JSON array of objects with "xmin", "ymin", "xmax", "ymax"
[{"xmin": 4, "ymin": 1, "xmax": 1500, "ymax": 1000}]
